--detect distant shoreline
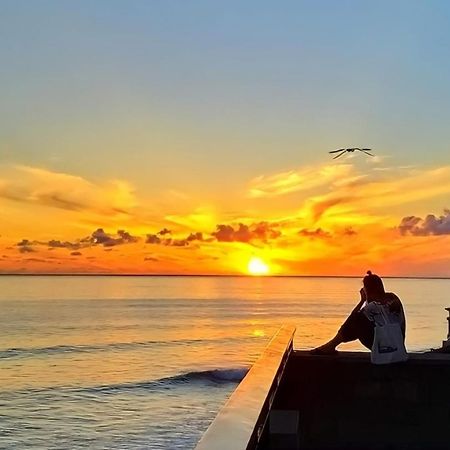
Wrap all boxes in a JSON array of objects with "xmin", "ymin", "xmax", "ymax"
[{"xmin": 0, "ymin": 273, "xmax": 449, "ymax": 280}]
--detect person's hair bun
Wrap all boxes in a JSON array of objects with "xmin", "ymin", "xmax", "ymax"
[{"xmin": 367, "ymin": 270, "xmax": 372, "ymax": 275}]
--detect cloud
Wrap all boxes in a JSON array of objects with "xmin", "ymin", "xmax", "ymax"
[
  {"xmin": 298, "ymin": 228, "xmax": 331, "ymax": 238},
  {"xmin": 212, "ymin": 222, "xmax": 281, "ymax": 243},
  {"xmin": 310, "ymin": 195, "xmax": 353, "ymax": 221},
  {"xmin": 248, "ymin": 163, "xmax": 450, "ymax": 228},
  {"xmin": 168, "ymin": 239, "xmax": 189, "ymax": 247},
  {"xmin": 48, "ymin": 240, "xmax": 80, "ymax": 250},
  {"xmin": 165, "ymin": 209, "xmax": 217, "ymax": 231},
  {"xmin": 187, "ymin": 232, "xmax": 203, "ymax": 242},
  {"xmin": 17, "ymin": 239, "xmax": 32, "ymax": 246},
  {"xmin": 398, "ymin": 216, "xmax": 421, "ymax": 235},
  {"xmin": 17, "ymin": 239, "xmax": 35, "ymax": 253},
  {"xmin": 90, "ymin": 228, "xmax": 139, "ymax": 247},
  {"xmin": 250, "ymin": 222, "xmax": 281, "ymax": 240},
  {"xmin": 146, "ymin": 230, "xmax": 205, "ymax": 247},
  {"xmin": 146, "ymin": 234, "xmax": 162, "ymax": 244},
  {"xmin": 343, "ymin": 227, "xmax": 357, "ymax": 236},
  {"xmin": 70, "ymin": 251, "xmax": 82, "ymax": 256},
  {"xmin": 298, "ymin": 165, "xmax": 450, "ymax": 225},
  {"xmin": 117, "ymin": 229, "xmax": 139, "ymax": 243},
  {"xmin": 399, "ymin": 210, "xmax": 450, "ymax": 236},
  {"xmin": 212, "ymin": 224, "xmax": 251, "ymax": 242},
  {"xmin": 16, "ymin": 229, "xmax": 140, "ymax": 253},
  {"xmin": 19, "ymin": 246, "xmax": 35, "ymax": 253},
  {"xmin": 144, "ymin": 256, "xmax": 158, "ymax": 262},
  {"xmin": 0, "ymin": 165, "xmax": 137, "ymax": 216},
  {"xmin": 168, "ymin": 232, "xmax": 206, "ymax": 247},
  {"xmin": 248, "ymin": 164, "xmax": 353, "ymax": 198},
  {"xmin": 296, "ymin": 226, "xmax": 357, "ymax": 239}
]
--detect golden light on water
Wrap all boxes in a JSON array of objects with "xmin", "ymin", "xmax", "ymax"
[
  {"xmin": 247, "ymin": 257, "xmax": 269, "ymax": 276},
  {"xmin": 252, "ymin": 329, "xmax": 266, "ymax": 337}
]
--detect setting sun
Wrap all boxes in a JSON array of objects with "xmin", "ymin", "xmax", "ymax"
[{"xmin": 248, "ymin": 257, "xmax": 270, "ymax": 276}]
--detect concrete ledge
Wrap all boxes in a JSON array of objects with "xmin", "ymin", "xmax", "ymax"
[
  {"xmin": 267, "ymin": 349, "xmax": 450, "ymax": 450},
  {"xmin": 195, "ymin": 325, "xmax": 296, "ymax": 450},
  {"xmin": 294, "ymin": 349, "xmax": 450, "ymax": 363}
]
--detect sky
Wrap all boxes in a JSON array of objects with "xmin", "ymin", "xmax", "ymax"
[{"xmin": 1, "ymin": 1, "xmax": 450, "ymax": 276}]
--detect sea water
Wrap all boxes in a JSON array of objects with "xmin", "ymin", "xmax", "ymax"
[{"xmin": 1, "ymin": 275, "xmax": 449, "ymax": 449}]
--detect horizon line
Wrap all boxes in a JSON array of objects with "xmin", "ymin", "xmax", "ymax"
[{"xmin": 0, "ymin": 273, "xmax": 449, "ymax": 280}]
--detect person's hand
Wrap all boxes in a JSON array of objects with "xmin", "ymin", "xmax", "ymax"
[
  {"xmin": 359, "ymin": 287, "xmax": 367, "ymax": 303},
  {"xmin": 351, "ymin": 288, "xmax": 367, "ymax": 314}
]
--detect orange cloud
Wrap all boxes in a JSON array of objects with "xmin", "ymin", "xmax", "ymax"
[
  {"xmin": 145, "ymin": 230, "xmax": 205, "ymax": 247},
  {"xmin": 212, "ymin": 222, "xmax": 281, "ymax": 243},
  {"xmin": 0, "ymin": 165, "xmax": 137, "ymax": 216},
  {"xmin": 399, "ymin": 209, "xmax": 450, "ymax": 236},
  {"xmin": 295, "ymin": 165, "xmax": 450, "ymax": 227},
  {"xmin": 298, "ymin": 228, "xmax": 331, "ymax": 238},
  {"xmin": 248, "ymin": 164, "xmax": 354, "ymax": 198},
  {"xmin": 3, "ymin": 161, "xmax": 450, "ymax": 276}
]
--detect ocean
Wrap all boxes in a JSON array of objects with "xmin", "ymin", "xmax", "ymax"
[{"xmin": 1, "ymin": 275, "xmax": 449, "ymax": 449}]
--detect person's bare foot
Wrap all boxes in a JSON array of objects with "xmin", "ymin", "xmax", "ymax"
[{"xmin": 310, "ymin": 345, "xmax": 338, "ymax": 355}]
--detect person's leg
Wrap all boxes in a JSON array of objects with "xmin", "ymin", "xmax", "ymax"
[
  {"xmin": 310, "ymin": 331, "xmax": 343, "ymax": 354},
  {"xmin": 312, "ymin": 312, "xmax": 373, "ymax": 354},
  {"xmin": 355, "ymin": 315, "xmax": 374, "ymax": 350}
]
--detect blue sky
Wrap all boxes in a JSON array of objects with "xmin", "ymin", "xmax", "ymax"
[
  {"xmin": 2, "ymin": 1, "xmax": 450, "ymax": 275},
  {"xmin": 2, "ymin": 1, "xmax": 450, "ymax": 183}
]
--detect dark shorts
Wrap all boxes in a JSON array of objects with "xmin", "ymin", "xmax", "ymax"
[{"xmin": 339, "ymin": 311, "xmax": 374, "ymax": 350}]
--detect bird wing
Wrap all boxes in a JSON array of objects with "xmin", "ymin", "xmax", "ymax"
[
  {"xmin": 361, "ymin": 150, "xmax": 374, "ymax": 156},
  {"xmin": 329, "ymin": 148, "xmax": 346, "ymax": 154},
  {"xmin": 332, "ymin": 151, "xmax": 347, "ymax": 160}
]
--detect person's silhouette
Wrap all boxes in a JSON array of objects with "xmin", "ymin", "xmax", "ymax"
[{"xmin": 311, "ymin": 271, "xmax": 406, "ymax": 354}]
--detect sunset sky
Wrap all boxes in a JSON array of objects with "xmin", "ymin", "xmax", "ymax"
[{"xmin": 1, "ymin": 1, "xmax": 450, "ymax": 276}]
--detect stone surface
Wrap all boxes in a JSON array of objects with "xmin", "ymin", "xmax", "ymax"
[
  {"xmin": 195, "ymin": 325, "xmax": 296, "ymax": 450},
  {"xmin": 262, "ymin": 351, "xmax": 450, "ymax": 450}
]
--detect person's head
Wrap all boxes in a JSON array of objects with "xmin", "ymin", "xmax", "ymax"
[{"xmin": 363, "ymin": 270, "xmax": 385, "ymax": 301}]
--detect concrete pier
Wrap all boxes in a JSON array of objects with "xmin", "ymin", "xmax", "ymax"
[
  {"xmin": 195, "ymin": 327, "xmax": 450, "ymax": 450},
  {"xmin": 266, "ymin": 351, "xmax": 450, "ymax": 450}
]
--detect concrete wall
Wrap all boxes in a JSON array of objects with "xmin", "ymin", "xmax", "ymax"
[
  {"xmin": 263, "ymin": 351, "xmax": 450, "ymax": 450},
  {"xmin": 195, "ymin": 325, "xmax": 295, "ymax": 450}
]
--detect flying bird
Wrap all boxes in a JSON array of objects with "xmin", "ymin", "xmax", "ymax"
[{"xmin": 329, "ymin": 148, "xmax": 374, "ymax": 160}]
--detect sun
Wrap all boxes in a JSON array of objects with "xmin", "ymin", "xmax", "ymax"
[{"xmin": 247, "ymin": 257, "xmax": 270, "ymax": 276}]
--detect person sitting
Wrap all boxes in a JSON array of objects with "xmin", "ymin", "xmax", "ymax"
[{"xmin": 311, "ymin": 271, "xmax": 406, "ymax": 355}]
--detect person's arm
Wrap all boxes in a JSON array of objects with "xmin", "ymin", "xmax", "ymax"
[
  {"xmin": 351, "ymin": 288, "xmax": 367, "ymax": 314},
  {"xmin": 386, "ymin": 293, "xmax": 406, "ymax": 337}
]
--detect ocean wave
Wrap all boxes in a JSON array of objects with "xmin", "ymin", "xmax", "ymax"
[
  {"xmin": 79, "ymin": 368, "xmax": 249, "ymax": 395},
  {"xmin": 0, "ymin": 337, "xmax": 251, "ymax": 360},
  {"xmin": 1, "ymin": 367, "xmax": 249, "ymax": 400},
  {"xmin": 163, "ymin": 368, "xmax": 248, "ymax": 384}
]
